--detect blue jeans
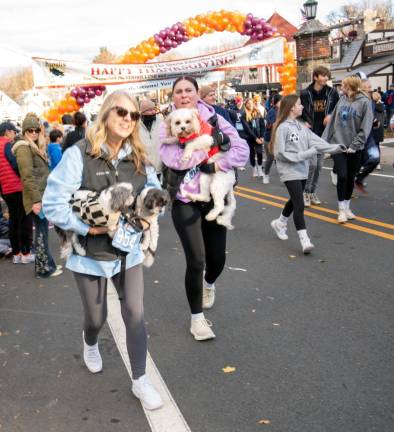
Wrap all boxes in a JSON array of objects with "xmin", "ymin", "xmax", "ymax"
[
  {"xmin": 305, "ymin": 153, "xmax": 323, "ymax": 193},
  {"xmin": 32, "ymin": 214, "xmax": 57, "ymax": 277}
]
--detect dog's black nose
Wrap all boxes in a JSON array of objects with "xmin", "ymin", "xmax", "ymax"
[{"xmin": 181, "ymin": 126, "xmax": 186, "ymax": 130}]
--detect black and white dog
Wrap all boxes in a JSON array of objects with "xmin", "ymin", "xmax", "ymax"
[{"xmin": 55, "ymin": 183, "xmax": 169, "ymax": 266}]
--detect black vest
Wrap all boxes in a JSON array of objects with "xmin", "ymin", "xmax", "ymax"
[{"xmin": 75, "ymin": 139, "xmax": 147, "ymax": 261}]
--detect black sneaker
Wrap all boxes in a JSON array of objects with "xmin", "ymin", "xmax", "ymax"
[{"xmin": 354, "ymin": 180, "xmax": 367, "ymax": 194}]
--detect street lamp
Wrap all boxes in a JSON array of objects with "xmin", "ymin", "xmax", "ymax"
[{"xmin": 303, "ymin": 0, "xmax": 318, "ymax": 20}]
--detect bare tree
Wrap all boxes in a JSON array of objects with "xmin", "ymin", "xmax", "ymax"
[
  {"xmin": 327, "ymin": 0, "xmax": 393, "ymax": 25},
  {"xmin": 0, "ymin": 68, "xmax": 33, "ymax": 101}
]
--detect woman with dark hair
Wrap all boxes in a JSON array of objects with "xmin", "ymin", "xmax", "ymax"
[
  {"xmin": 62, "ymin": 111, "xmax": 87, "ymax": 152},
  {"xmin": 43, "ymin": 91, "xmax": 163, "ymax": 410},
  {"xmin": 270, "ymin": 95, "xmax": 344, "ymax": 253},
  {"xmin": 160, "ymin": 76, "xmax": 249, "ymax": 341}
]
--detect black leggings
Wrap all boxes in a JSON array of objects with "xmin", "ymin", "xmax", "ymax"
[
  {"xmin": 332, "ymin": 151, "xmax": 362, "ymax": 201},
  {"xmin": 282, "ymin": 180, "xmax": 306, "ymax": 230},
  {"xmin": 2, "ymin": 191, "xmax": 32, "ymax": 255},
  {"xmin": 247, "ymin": 140, "xmax": 263, "ymax": 167},
  {"xmin": 171, "ymin": 200, "xmax": 227, "ymax": 314}
]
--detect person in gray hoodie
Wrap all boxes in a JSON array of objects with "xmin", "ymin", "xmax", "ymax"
[
  {"xmin": 270, "ymin": 95, "xmax": 345, "ymax": 254},
  {"xmin": 322, "ymin": 75, "xmax": 373, "ymax": 223}
]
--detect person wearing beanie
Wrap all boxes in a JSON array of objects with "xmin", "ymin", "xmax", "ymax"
[
  {"xmin": 253, "ymin": 94, "xmax": 266, "ymax": 118},
  {"xmin": 199, "ymin": 85, "xmax": 232, "ymax": 123},
  {"xmin": 12, "ymin": 115, "xmax": 62, "ymax": 278},
  {"xmin": 139, "ymin": 99, "xmax": 163, "ymax": 179}
]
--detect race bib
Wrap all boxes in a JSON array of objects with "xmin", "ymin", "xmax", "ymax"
[
  {"xmin": 112, "ymin": 218, "xmax": 142, "ymax": 254},
  {"xmin": 183, "ymin": 166, "xmax": 199, "ymax": 184}
]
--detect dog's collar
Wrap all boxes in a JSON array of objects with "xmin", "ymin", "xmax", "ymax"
[{"xmin": 178, "ymin": 132, "xmax": 199, "ymax": 145}]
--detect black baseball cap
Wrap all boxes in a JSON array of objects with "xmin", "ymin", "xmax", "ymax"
[{"xmin": 0, "ymin": 121, "xmax": 19, "ymax": 135}]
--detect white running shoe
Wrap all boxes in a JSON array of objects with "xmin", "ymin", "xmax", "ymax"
[
  {"xmin": 132, "ymin": 375, "xmax": 163, "ymax": 410},
  {"xmin": 203, "ymin": 283, "xmax": 215, "ymax": 309},
  {"xmin": 252, "ymin": 166, "xmax": 258, "ymax": 177},
  {"xmin": 310, "ymin": 193, "xmax": 321, "ymax": 205},
  {"xmin": 345, "ymin": 209, "xmax": 356, "ymax": 220},
  {"xmin": 262, "ymin": 174, "xmax": 270, "ymax": 184},
  {"xmin": 50, "ymin": 267, "xmax": 63, "ymax": 277},
  {"xmin": 270, "ymin": 219, "xmax": 288, "ymax": 240},
  {"xmin": 190, "ymin": 317, "xmax": 216, "ymax": 341},
  {"xmin": 256, "ymin": 165, "xmax": 263, "ymax": 177},
  {"xmin": 331, "ymin": 171, "xmax": 338, "ymax": 186},
  {"xmin": 83, "ymin": 332, "xmax": 102, "ymax": 373},
  {"xmin": 303, "ymin": 192, "xmax": 311, "ymax": 207},
  {"xmin": 299, "ymin": 236, "xmax": 314, "ymax": 254},
  {"xmin": 337, "ymin": 209, "xmax": 347, "ymax": 224},
  {"xmin": 13, "ymin": 254, "xmax": 22, "ymax": 264},
  {"xmin": 21, "ymin": 253, "xmax": 35, "ymax": 264}
]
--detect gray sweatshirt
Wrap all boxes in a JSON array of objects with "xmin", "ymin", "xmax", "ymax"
[
  {"xmin": 274, "ymin": 119, "xmax": 344, "ymax": 183},
  {"xmin": 321, "ymin": 93, "xmax": 373, "ymax": 151}
]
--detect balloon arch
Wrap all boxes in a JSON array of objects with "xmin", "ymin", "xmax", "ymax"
[{"xmin": 43, "ymin": 11, "xmax": 297, "ymax": 122}]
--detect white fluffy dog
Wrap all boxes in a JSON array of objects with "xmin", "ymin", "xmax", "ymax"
[{"xmin": 164, "ymin": 108, "xmax": 236, "ymax": 229}]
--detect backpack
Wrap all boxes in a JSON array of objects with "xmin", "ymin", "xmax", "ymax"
[{"xmin": 386, "ymin": 92, "xmax": 393, "ymax": 106}]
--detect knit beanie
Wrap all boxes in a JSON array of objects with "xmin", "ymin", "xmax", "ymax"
[
  {"xmin": 139, "ymin": 99, "xmax": 156, "ymax": 114},
  {"xmin": 22, "ymin": 115, "xmax": 40, "ymax": 134},
  {"xmin": 199, "ymin": 85, "xmax": 215, "ymax": 100}
]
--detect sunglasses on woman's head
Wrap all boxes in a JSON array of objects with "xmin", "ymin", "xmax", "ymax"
[
  {"xmin": 27, "ymin": 128, "xmax": 40, "ymax": 134},
  {"xmin": 113, "ymin": 106, "xmax": 141, "ymax": 121}
]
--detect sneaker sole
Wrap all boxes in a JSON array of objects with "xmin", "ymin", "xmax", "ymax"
[
  {"xmin": 303, "ymin": 246, "xmax": 314, "ymax": 254},
  {"xmin": 84, "ymin": 362, "xmax": 102, "ymax": 373},
  {"xmin": 132, "ymin": 388, "xmax": 163, "ymax": 410},
  {"xmin": 190, "ymin": 330, "xmax": 216, "ymax": 341}
]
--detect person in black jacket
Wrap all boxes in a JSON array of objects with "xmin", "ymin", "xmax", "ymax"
[
  {"xmin": 300, "ymin": 66, "xmax": 339, "ymax": 206},
  {"xmin": 242, "ymin": 98, "xmax": 265, "ymax": 177},
  {"xmin": 62, "ymin": 111, "xmax": 87, "ymax": 152}
]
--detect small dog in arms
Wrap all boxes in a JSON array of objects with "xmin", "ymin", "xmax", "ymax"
[
  {"xmin": 164, "ymin": 108, "xmax": 236, "ymax": 229},
  {"xmin": 55, "ymin": 182, "xmax": 169, "ymax": 266}
]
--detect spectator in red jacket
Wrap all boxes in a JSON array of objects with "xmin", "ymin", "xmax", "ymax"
[{"xmin": 0, "ymin": 121, "xmax": 34, "ymax": 263}]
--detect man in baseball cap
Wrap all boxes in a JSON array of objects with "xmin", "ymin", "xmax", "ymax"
[{"xmin": 0, "ymin": 121, "xmax": 19, "ymax": 138}]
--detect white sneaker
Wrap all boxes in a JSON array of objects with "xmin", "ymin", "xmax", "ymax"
[
  {"xmin": 256, "ymin": 165, "xmax": 263, "ymax": 177},
  {"xmin": 49, "ymin": 267, "xmax": 63, "ymax": 277},
  {"xmin": 299, "ymin": 236, "xmax": 314, "ymax": 254},
  {"xmin": 262, "ymin": 174, "xmax": 270, "ymax": 184},
  {"xmin": 203, "ymin": 283, "xmax": 215, "ymax": 309},
  {"xmin": 331, "ymin": 171, "xmax": 337, "ymax": 186},
  {"xmin": 13, "ymin": 254, "xmax": 22, "ymax": 264},
  {"xmin": 132, "ymin": 375, "xmax": 163, "ymax": 410},
  {"xmin": 190, "ymin": 317, "xmax": 216, "ymax": 341},
  {"xmin": 303, "ymin": 193, "xmax": 311, "ymax": 207},
  {"xmin": 21, "ymin": 253, "xmax": 35, "ymax": 264},
  {"xmin": 345, "ymin": 209, "xmax": 356, "ymax": 220},
  {"xmin": 310, "ymin": 193, "xmax": 321, "ymax": 205},
  {"xmin": 252, "ymin": 166, "xmax": 258, "ymax": 177},
  {"xmin": 337, "ymin": 209, "xmax": 347, "ymax": 224},
  {"xmin": 83, "ymin": 332, "xmax": 102, "ymax": 373},
  {"xmin": 270, "ymin": 219, "xmax": 288, "ymax": 240}
]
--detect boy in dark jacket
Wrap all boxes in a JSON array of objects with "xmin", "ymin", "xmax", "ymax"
[{"xmin": 300, "ymin": 66, "xmax": 339, "ymax": 206}]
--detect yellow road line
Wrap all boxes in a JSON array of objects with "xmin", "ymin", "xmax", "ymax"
[
  {"xmin": 235, "ymin": 191, "xmax": 394, "ymax": 242},
  {"xmin": 236, "ymin": 185, "xmax": 394, "ymax": 230}
]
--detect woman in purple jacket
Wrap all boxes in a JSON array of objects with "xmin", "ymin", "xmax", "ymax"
[{"xmin": 160, "ymin": 76, "xmax": 249, "ymax": 341}]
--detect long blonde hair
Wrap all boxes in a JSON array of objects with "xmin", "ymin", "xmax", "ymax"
[
  {"xmin": 244, "ymin": 98, "xmax": 260, "ymax": 122},
  {"xmin": 86, "ymin": 90, "xmax": 147, "ymax": 174},
  {"xmin": 269, "ymin": 94, "xmax": 299, "ymax": 155}
]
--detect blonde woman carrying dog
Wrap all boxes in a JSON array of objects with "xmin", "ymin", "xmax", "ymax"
[
  {"xmin": 159, "ymin": 76, "xmax": 249, "ymax": 341},
  {"xmin": 43, "ymin": 91, "xmax": 163, "ymax": 410}
]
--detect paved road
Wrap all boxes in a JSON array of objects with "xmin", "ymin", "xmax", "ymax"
[{"xmin": 1, "ymin": 161, "xmax": 393, "ymax": 432}]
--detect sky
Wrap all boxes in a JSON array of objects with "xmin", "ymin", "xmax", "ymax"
[{"xmin": 0, "ymin": 0, "xmax": 348, "ymax": 71}]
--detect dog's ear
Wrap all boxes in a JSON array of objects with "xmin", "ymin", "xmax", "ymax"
[
  {"xmin": 190, "ymin": 109, "xmax": 201, "ymax": 134},
  {"xmin": 110, "ymin": 186, "xmax": 133, "ymax": 212},
  {"xmin": 165, "ymin": 112, "xmax": 173, "ymax": 137}
]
